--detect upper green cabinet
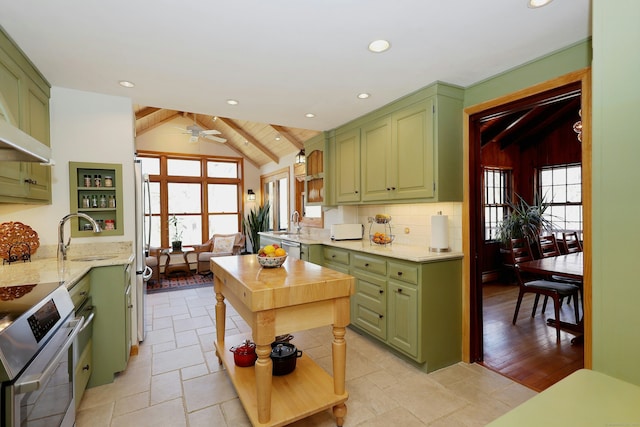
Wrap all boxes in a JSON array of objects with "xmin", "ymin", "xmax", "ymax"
[
  {"xmin": 304, "ymin": 133, "xmax": 326, "ymax": 205},
  {"xmin": 0, "ymin": 28, "xmax": 51, "ymax": 204},
  {"xmin": 329, "ymin": 82, "xmax": 463, "ymax": 205}
]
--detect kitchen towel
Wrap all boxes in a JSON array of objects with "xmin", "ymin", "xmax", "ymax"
[{"xmin": 430, "ymin": 214, "xmax": 450, "ymax": 252}]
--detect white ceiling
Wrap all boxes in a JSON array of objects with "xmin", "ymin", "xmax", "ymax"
[{"xmin": 0, "ymin": 0, "xmax": 591, "ymax": 131}]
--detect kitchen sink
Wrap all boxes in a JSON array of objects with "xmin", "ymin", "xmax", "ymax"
[{"xmin": 70, "ymin": 255, "xmax": 118, "ymax": 262}]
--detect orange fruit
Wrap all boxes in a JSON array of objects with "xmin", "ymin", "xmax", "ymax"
[{"xmin": 275, "ymin": 248, "xmax": 286, "ymax": 257}]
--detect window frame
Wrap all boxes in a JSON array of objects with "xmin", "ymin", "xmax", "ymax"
[
  {"xmin": 537, "ymin": 162, "xmax": 583, "ymax": 239},
  {"xmin": 260, "ymin": 167, "xmax": 289, "ymax": 232},
  {"xmin": 482, "ymin": 167, "xmax": 512, "ymax": 242},
  {"xmin": 137, "ymin": 151, "xmax": 244, "ymax": 247}
]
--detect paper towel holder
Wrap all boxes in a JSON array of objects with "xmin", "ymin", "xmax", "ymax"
[{"xmin": 429, "ymin": 211, "xmax": 451, "ymax": 252}]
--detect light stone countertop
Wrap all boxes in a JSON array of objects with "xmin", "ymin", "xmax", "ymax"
[
  {"xmin": 0, "ymin": 249, "xmax": 134, "ymax": 289},
  {"xmin": 259, "ymin": 231, "xmax": 463, "ymax": 263}
]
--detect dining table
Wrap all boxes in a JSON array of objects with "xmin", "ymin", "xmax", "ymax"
[{"xmin": 517, "ymin": 252, "xmax": 584, "ymax": 343}]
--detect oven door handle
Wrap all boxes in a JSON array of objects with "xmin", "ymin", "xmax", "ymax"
[
  {"xmin": 14, "ymin": 317, "xmax": 84, "ymax": 394},
  {"xmin": 79, "ymin": 306, "xmax": 95, "ymax": 333}
]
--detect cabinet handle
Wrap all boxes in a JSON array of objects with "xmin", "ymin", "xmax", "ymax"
[
  {"xmin": 332, "ymin": 254, "xmax": 336, "ymax": 258},
  {"xmin": 379, "ymin": 314, "xmax": 384, "ymax": 319},
  {"xmin": 128, "ymin": 304, "xmax": 133, "ymax": 309},
  {"xmin": 397, "ymin": 271, "xmax": 403, "ymax": 276},
  {"xmin": 364, "ymin": 263, "xmax": 369, "ymax": 267},
  {"xmin": 391, "ymin": 187, "xmax": 396, "ymax": 190},
  {"xmin": 397, "ymin": 288, "xmax": 403, "ymax": 293},
  {"xmin": 23, "ymin": 178, "xmax": 37, "ymax": 185},
  {"xmin": 386, "ymin": 187, "xmax": 391, "ymax": 191},
  {"xmin": 379, "ymin": 289, "xmax": 384, "ymax": 294},
  {"xmin": 355, "ymin": 190, "xmax": 359, "ymax": 194},
  {"xmin": 82, "ymin": 364, "xmax": 90, "ymax": 371}
]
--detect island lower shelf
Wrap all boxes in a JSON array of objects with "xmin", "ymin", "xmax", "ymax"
[{"xmin": 215, "ymin": 334, "xmax": 348, "ymax": 427}]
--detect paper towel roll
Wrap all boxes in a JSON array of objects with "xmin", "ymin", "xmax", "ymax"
[{"xmin": 430, "ymin": 214, "xmax": 450, "ymax": 252}]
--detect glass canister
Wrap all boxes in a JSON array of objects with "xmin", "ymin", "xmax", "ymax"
[
  {"xmin": 94, "ymin": 175, "xmax": 102, "ymax": 187},
  {"xmin": 104, "ymin": 176, "xmax": 113, "ymax": 187},
  {"xmin": 105, "ymin": 219, "xmax": 115, "ymax": 230},
  {"xmin": 83, "ymin": 175, "xmax": 92, "ymax": 187},
  {"xmin": 99, "ymin": 195, "xmax": 107, "ymax": 208}
]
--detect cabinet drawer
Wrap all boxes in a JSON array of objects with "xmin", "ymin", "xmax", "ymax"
[
  {"xmin": 323, "ymin": 247, "xmax": 350, "ymax": 265},
  {"xmin": 354, "ymin": 272, "xmax": 386, "ymax": 311},
  {"xmin": 352, "ymin": 253, "xmax": 387, "ymax": 276},
  {"xmin": 388, "ymin": 261, "xmax": 419, "ymax": 285},
  {"xmin": 68, "ymin": 274, "xmax": 91, "ymax": 307}
]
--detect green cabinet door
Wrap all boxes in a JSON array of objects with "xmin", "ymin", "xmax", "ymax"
[
  {"xmin": 334, "ymin": 128, "xmax": 361, "ymax": 203},
  {"xmin": 392, "ymin": 99, "xmax": 435, "ymax": 200},
  {"xmin": 88, "ymin": 264, "xmax": 131, "ymax": 388},
  {"xmin": 361, "ymin": 116, "xmax": 393, "ymax": 202},
  {"xmin": 387, "ymin": 280, "xmax": 419, "ymax": 358}
]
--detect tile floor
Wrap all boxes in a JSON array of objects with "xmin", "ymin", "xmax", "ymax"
[{"xmin": 77, "ymin": 286, "xmax": 537, "ymax": 426}]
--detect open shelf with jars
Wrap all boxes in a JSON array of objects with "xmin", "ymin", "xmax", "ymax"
[{"xmin": 69, "ymin": 162, "xmax": 124, "ymax": 237}]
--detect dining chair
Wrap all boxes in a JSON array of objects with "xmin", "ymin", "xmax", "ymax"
[
  {"xmin": 510, "ymin": 237, "xmax": 580, "ymax": 342},
  {"xmin": 536, "ymin": 234, "xmax": 582, "ymax": 310},
  {"xmin": 562, "ymin": 232, "xmax": 583, "ymax": 254}
]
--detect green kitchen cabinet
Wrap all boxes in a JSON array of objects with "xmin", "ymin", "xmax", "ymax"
[
  {"xmin": 325, "ymin": 245, "xmax": 462, "ymax": 372},
  {"xmin": 69, "ymin": 161, "xmax": 124, "ymax": 237},
  {"xmin": 67, "ymin": 273, "xmax": 93, "ymax": 408},
  {"xmin": 300, "ymin": 243, "xmax": 323, "ymax": 265},
  {"xmin": 331, "ymin": 82, "xmax": 463, "ymax": 204},
  {"xmin": 0, "ymin": 28, "xmax": 52, "ymax": 204},
  {"xmin": 88, "ymin": 263, "xmax": 132, "ymax": 388},
  {"xmin": 333, "ymin": 128, "xmax": 361, "ymax": 203}
]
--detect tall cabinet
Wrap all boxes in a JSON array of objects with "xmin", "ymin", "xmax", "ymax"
[{"xmin": 0, "ymin": 27, "xmax": 51, "ymax": 204}]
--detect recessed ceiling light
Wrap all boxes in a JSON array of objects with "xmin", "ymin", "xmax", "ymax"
[
  {"xmin": 275, "ymin": 135, "xmax": 281, "ymax": 141},
  {"xmin": 305, "ymin": 113, "xmax": 315, "ymax": 118},
  {"xmin": 357, "ymin": 93, "xmax": 371, "ymax": 99},
  {"xmin": 527, "ymin": 0, "xmax": 553, "ymax": 8},
  {"xmin": 118, "ymin": 80, "xmax": 135, "ymax": 88},
  {"xmin": 368, "ymin": 39, "xmax": 390, "ymax": 53},
  {"xmin": 226, "ymin": 99, "xmax": 239, "ymax": 105}
]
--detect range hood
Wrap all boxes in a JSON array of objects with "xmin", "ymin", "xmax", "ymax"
[{"xmin": 0, "ymin": 118, "xmax": 52, "ymax": 163}]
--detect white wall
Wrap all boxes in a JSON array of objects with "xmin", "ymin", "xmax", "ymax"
[{"xmin": 0, "ymin": 87, "xmax": 136, "ymax": 247}]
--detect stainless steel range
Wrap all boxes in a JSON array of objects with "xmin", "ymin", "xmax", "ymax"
[{"xmin": 0, "ymin": 282, "xmax": 83, "ymax": 427}]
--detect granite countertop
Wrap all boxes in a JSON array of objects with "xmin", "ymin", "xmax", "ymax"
[
  {"xmin": 0, "ymin": 249, "xmax": 134, "ymax": 289},
  {"xmin": 259, "ymin": 231, "xmax": 463, "ymax": 263}
]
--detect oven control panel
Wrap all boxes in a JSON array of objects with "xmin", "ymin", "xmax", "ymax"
[{"xmin": 27, "ymin": 299, "xmax": 61, "ymax": 343}]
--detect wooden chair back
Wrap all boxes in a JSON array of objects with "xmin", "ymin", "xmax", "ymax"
[
  {"xmin": 562, "ymin": 232, "xmax": 583, "ymax": 253},
  {"xmin": 509, "ymin": 238, "xmax": 534, "ymax": 265},
  {"xmin": 537, "ymin": 234, "xmax": 561, "ymax": 258}
]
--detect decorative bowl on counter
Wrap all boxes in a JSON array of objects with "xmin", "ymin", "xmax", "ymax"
[{"xmin": 257, "ymin": 254, "xmax": 287, "ymax": 268}]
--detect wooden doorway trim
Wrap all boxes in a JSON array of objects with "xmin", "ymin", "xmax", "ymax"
[{"xmin": 461, "ymin": 68, "xmax": 592, "ymax": 368}]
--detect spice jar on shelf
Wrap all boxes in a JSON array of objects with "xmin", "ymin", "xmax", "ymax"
[{"xmin": 104, "ymin": 176, "xmax": 113, "ymax": 187}]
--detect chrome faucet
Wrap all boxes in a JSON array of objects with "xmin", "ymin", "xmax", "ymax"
[
  {"xmin": 58, "ymin": 213, "xmax": 101, "ymax": 261},
  {"xmin": 291, "ymin": 210, "xmax": 302, "ymax": 234}
]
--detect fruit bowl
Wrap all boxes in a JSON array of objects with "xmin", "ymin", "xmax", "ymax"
[
  {"xmin": 257, "ymin": 255, "xmax": 287, "ymax": 268},
  {"xmin": 370, "ymin": 233, "xmax": 395, "ymax": 245}
]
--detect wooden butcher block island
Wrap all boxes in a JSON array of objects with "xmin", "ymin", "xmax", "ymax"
[{"xmin": 211, "ymin": 255, "xmax": 355, "ymax": 427}]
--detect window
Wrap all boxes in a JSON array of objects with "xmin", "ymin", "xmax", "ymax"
[
  {"xmin": 483, "ymin": 167, "xmax": 511, "ymax": 241},
  {"xmin": 538, "ymin": 163, "xmax": 582, "ymax": 239},
  {"xmin": 138, "ymin": 153, "xmax": 243, "ymax": 247},
  {"xmin": 261, "ymin": 168, "xmax": 289, "ymax": 232}
]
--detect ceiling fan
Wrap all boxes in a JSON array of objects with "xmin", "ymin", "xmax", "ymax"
[
  {"xmin": 182, "ymin": 124, "xmax": 227, "ymax": 143},
  {"xmin": 176, "ymin": 115, "xmax": 226, "ymax": 143}
]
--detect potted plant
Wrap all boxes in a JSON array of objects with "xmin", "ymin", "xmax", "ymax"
[
  {"xmin": 169, "ymin": 215, "xmax": 183, "ymax": 251},
  {"xmin": 242, "ymin": 202, "xmax": 271, "ymax": 254},
  {"xmin": 496, "ymin": 193, "xmax": 553, "ymax": 245}
]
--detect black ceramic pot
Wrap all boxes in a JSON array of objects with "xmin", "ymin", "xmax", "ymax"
[{"xmin": 270, "ymin": 343, "xmax": 302, "ymax": 376}]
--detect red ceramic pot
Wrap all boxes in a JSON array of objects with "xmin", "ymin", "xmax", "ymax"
[{"xmin": 229, "ymin": 340, "xmax": 257, "ymax": 367}]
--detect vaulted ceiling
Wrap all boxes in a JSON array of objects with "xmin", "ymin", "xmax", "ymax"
[{"xmin": 134, "ymin": 106, "xmax": 320, "ymax": 168}]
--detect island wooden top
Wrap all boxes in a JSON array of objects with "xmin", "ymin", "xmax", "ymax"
[{"xmin": 210, "ymin": 255, "xmax": 354, "ymax": 312}]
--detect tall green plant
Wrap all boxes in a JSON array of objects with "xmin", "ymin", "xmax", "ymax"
[
  {"xmin": 496, "ymin": 193, "xmax": 553, "ymax": 244},
  {"xmin": 242, "ymin": 202, "xmax": 271, "ymax": 254}
]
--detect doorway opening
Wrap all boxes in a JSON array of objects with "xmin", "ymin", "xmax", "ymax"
[{"xmin": 465, "ymin": 69, "xmax": 591, "ymax": 391}]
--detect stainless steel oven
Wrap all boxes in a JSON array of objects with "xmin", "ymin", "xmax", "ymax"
[{"xmin": 0, "ymin": 284, "xmax": 83, "ymax": 427}]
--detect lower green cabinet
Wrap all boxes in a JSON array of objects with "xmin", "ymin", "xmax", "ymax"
[
  {"xmin": 323, "ymin": 247, "xmax": 462, "ymax": 372},
  {"xmin": 301, "ymin": 243, "xmax": 323, "ymax": 265},
  {"xmin": 88, "ymin": 263, "xmax": 132, "ymax": 388}
]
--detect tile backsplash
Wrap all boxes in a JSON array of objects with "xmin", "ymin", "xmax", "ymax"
[{"xmin": 323, "ymin": 202, "xmax": 462, "ymax": 251}]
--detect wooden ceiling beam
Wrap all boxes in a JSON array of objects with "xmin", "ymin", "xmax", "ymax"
[
  {"xmin": 135, "ymin": 106, "xmax": 161, "ymax": 120},
  {"xmin": 270, "ymin": 125, "xmax": 304, "ymax": 151},
  {"xmin": 136, "ymin": 110, "xmax": 181, "ymax": 136},
  {"xmin": 217, "ymin": 117, "xmax": 280, "ymax": 164}
]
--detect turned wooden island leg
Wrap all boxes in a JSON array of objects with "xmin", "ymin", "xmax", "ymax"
[
  {"xmin": 332, "ymin": 296, "xmax": 350, "ymax": 426},
  {"xmin": 254, "ymin": 311, "xmax": 276, "ymax": 424},
  {"xmin": 213, "ymin": 276, "xmax": 227, "ymax": 364}
]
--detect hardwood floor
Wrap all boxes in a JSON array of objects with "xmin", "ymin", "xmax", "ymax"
[{"xmin": 481, "ymin": 282, "xmax": 584, "ymax": 392}]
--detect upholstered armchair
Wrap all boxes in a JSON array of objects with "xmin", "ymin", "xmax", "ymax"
[
  {"xmin": 185, "ymin": 233, "xmax": 245, "ymax": 275},
  {"xmin": 145, "ymin": 246, "xmax": 168, "ymax": 283}
]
